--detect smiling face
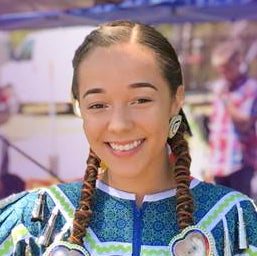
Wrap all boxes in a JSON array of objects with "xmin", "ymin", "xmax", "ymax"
[{"xmin": 77, "ymin": 42, "xmax": 184, "ymax": 185}]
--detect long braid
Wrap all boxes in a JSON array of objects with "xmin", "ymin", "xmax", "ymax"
[
  {"xmin": 168, "ymin": 121, "xmax": 194, "ymax": 231},
  {"xmin": 69, "ymin": 149, "xmax": 100, "ymax": 245}
]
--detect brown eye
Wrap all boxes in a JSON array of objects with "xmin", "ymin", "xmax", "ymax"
[
  {"xmin": 88, "ymin": 103, "xmax": 106, "ymax": 109},
  {"xmin": 132, "ymin": 98, "xmax": 152, "ymax": 105}
]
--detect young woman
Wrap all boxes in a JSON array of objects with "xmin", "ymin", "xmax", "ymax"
[{"xmin": 0, "ymin": 20, "xmax": 256, "ymax": 256}]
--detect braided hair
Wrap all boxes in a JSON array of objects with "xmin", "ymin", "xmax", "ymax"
[{"xmin": 69, "ymin": 20, "xmax": 194, "ymax": 245}]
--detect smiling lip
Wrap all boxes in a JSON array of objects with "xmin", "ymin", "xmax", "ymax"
[{"xmin": 107, "ymin": 139, "xmax": 144, "ymax": 153}]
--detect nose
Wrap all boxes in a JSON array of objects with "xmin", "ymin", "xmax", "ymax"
[{"xmin": 108, "ymin": 106, "xmax": 133, "ymax": 133}]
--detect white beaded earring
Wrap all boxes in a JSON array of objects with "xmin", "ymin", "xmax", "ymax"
[{"xmin": 168, "ymin": 115, "xmax": 182, "ymax": 139}]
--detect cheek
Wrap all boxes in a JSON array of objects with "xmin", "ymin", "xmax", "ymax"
[
  {"xmin": 149, "ymin": 117, "xmax": 170, "ymax": 142},
  {"xmin": 82, "ymin": 118, "xmax": 102, "ymax": 147},
  {"xmin": 82, "ymin": 119, "xmax": 93, "ymax": 143}
]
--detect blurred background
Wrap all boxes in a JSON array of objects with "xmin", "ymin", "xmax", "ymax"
[{"xmin": 0, "ymin": 0, "xmax": 257, "ymax": 199}]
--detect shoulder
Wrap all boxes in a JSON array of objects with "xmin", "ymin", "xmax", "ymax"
[
  {"xmin": 192, "ymin": 179, "xmax": 257, "ymax": 222},
  {"xmin": 193, "ymin": 181, "xmax": 257, "ymax": 254},
  {"xmin": 0, "ymin": 189, "xmax": 39, "ymax": 250},
  {"xmin": 45, "ymin": 181, "xmax": 82, "ymax": 207},
  {"xmin": 0, "ymin": 181, "xmax": 82, "ymax": 213},
  {"xmin": 0, "ymin": 182, "xmax": 83, "ymax": 254},
  {"xmin": 191, "ymin": 179, "xmax": 254, "ymax": 212},
  {"xmin": 0, "ymin": 190, "xmax": 37, "ymax": 218},
  {"xmin": 192, "ymin": 178, "xmax": 238, "ymax": 199},
  {"xmin": 0, "ymin": 181, "xmax": 82, "ymax": 229}
]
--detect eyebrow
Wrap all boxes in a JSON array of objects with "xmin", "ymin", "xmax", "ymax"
[
  {"xmin": 129, "ymin": 82, "xmax": 158, "ymax": 91},
  {"xmin": 82, "ymin": 88, "xmax": 105, "ymax": 98},
  {"xmin": 82, "ymin": 82, "xmax": 158, "ymax": 98}
]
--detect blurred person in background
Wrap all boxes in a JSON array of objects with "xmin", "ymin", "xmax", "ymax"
[{"xmin": 208, "ymin": 41, "xmax": 257, "ymax": 197}]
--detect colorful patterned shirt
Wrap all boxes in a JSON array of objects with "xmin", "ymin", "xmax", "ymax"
[{"xmin": 0, "ymin": 179, "xmax": 257, "ymax": 255}]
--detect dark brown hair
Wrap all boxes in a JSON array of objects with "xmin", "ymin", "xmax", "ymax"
[{"xmin": 69, "ymin": 20, "xmax": 194, "ymax": 245}]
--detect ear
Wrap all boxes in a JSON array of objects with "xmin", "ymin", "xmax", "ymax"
[
  {"xmin": 72, "ymin": 99, "xmax": 82, "ymax": 118},
  {"xmin": 170, "ymin": 85, "xmax": 185, "ymax": 115}
]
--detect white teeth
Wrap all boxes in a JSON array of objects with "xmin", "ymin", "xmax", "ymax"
[{"xmin": 110, "ymin": 140, "xmax": 142, "ymax": 151}]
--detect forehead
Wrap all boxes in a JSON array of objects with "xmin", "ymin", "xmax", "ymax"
[
  {"xmin": 78, "ymin": 43, "xmax": 169, "ymax": 95},
  {"xmin": 75, "ymin": 43, "xmax": 170, "ymax": 95},
  {"xmin": 77, "ymin": 43, "xmax": 167, "ymax": 90}
]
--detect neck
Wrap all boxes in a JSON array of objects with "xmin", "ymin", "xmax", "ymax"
[{"xmin": 101, "ymin": 164, "xmax": 176, "ymax": 207}]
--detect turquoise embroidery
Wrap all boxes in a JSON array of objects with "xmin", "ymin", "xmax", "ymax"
[
  {"xmin": 0, "ymin": 180, "xmax": 257, "ymax": 255},
  {"xmin": 199, "ymin": 192, "xmax": 248, "ymax": 230}
]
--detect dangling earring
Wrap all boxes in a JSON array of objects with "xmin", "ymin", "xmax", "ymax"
[
  {"xmin": 168, "ymin": 115, "xmax": 182, "ymax": 139},
  {"xmin": 99, "ymin": 161, "xmax": 108, "ymax": 174}
]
